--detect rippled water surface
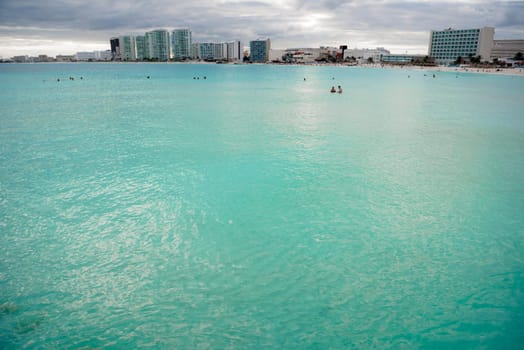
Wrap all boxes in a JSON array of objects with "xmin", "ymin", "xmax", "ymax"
[{"xmin": 1, "ymin": 63, "xmax": 524, "ymax": 348}]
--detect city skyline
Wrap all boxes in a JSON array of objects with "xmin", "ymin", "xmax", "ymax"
[{"xmin": 1, "ymin": 0, "xmax": 523, "ymax": 58}]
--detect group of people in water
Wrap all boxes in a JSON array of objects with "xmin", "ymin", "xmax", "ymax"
[
  {"xmin": 330, "ymin": 85, "xmax": 343, "ymax": 94},
  {"xmin": 304, "ymin": 76, "xmax": 343, "ymax": 94},
  {"xmin": 56, "ymin": 76, "xmax": 83, "ymax": 82}
]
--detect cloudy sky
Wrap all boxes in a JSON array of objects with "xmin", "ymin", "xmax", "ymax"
[{"xmin": 0, "ymin": 0, "xmax": 523, "ymax": 57}]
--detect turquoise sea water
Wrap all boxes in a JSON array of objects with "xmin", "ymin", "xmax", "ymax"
[{"xmin": 1, "ymin": 63, "xmax": 523, "ymax": 348}]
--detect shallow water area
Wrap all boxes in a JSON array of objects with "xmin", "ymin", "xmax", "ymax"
[{"xmin": 1, "ymin": 63, "xmax": 524, "ymax": 348}]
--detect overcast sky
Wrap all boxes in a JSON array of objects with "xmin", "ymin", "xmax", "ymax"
[{"xmin": 0, "ymin": 0, "xmax": 523, "ymax": 57}]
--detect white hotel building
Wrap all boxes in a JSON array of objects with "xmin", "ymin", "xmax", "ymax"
[{"xmin": 428, "ymin": 27, "xmax": 494, "ymax": 65}]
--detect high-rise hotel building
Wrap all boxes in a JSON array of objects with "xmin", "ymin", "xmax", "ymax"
[
  {"xmin": 250, "ymin": 39, "xmax": 271, "ymax": 63},
  {"xmin": 428, "ymin": 27, "xmax": 494, "ymax": 65}
]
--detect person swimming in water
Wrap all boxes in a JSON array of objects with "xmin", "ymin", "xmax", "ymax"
[
  {"xmin": 330, "ymin": 86, "xmax": 336, "ymax": 93},
  {"xmin": 337, "ymin": 85, "xmax": 343, "ymax": 93}
]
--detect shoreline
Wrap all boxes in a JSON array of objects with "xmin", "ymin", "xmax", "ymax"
[
  {"xmin": 2, "ymin": 60, "xmax": 523, "ymax": 77},
  {"xmin": 363, "ymin": 63, "xmax": 524, "ymax": 77}
]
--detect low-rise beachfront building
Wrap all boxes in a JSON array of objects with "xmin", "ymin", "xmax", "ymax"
[
  {"xmin": 11, "ymin": 55, "xmax": 57, "ymax": 63},
  {"xmin": 34, "ymin": 55, "xmax": 54, "ymax": 62},
  {"xmin": 345, "ymin": 47, "xmax": 390, "ymax": 63},
  {"xmin": 282, "ymin": 48, "xmax": 321, "ymax": 63},
  {"xmin": 268, "ymin": 49, "xmax": 285, "ymax": 62},
  {"xmin": 316, "ymin": 46, "xmax": 344, "ymax": 62},
  {"xmin": 428, "ymin": 26, "xmax": 494, "ymax": 65},
  {"xmin": 491, "ymin": 40, "xmax": 524, "ymax": 61},
  {"xmin": 95, "ymin": 50, "xmax": 112, "ymax": 61},
  {"xmin": 250, "ymin": 39, "xmax": 271, "ymax": 63},
  {"xmin": 381, "ymin": 54, "xmax": 426, "ymax": 64},
  {"xmin": 76, "ymin": 51, "xmax": 96, "ymax": 61},
  {"xmin": 56, "ymin": 55, "xmax": 76, "ymax": 62},
  {"xmin": 12, "ymin": 55, "xmax": 30, "ymax": 63},
  {"xmin": 76, "ymin": 50, "xmax": 112, "ymax": 61}
]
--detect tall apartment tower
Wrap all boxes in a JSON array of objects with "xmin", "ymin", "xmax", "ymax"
[
  {"xmin": 428, "ymin": 27, "xmax": 494, "ymax": 65},
  {"xmin": 171, "ymin": 29, "xmax": 192, "ymax": 60},
  {"xmin": 191, "ymin": 43, "xmax": 200, "ymax": 59},
  {"xmin": 199, "ymin": 43, "xmax": 215, "ymax": 60},
  {"xmin": 227, "ymin": 40, "xmax": 242, "ymax": 61},
  {"xmin": 135, "ymin": 35, "xmax": 146, "ymax": 60},
  {"xmin": 213, "ymin": 43, "xmax": 228, "ymax": 60},
  {"xmin": 110, "ymin": 37, "xmax": 120, "ymax": 60},
  {"xmin": 119, "ymin": 35, "xmax": 136, "ymax": 61},
  {"xmin": 249, "ymin": 38, "xmax": 271, "ymax": 63},
  {"xmin": 145, "ymin": 29, "xmax": 171, "ymax": 61}
]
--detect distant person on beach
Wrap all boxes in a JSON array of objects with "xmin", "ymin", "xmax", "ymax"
[
  {"xmin": 330, "ymin": 86, "xmax": 336, "ymax": 93},
  {"xmin": 337, "ymin": 85, "xmax": 343, "ymax": 93}
]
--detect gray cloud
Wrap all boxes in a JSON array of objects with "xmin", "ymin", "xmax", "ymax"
[
  {"xmin": 295, "ymin": 0, "xmax": 353, "ymax": 11},
  {"xmin": 495, "ymin": 1, "xmax": 524, "ymax": 28},
  {"xmin": 0, "ymin": 0, "xmax": 523, "ymax": 57}
]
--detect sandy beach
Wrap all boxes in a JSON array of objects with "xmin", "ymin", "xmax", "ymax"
[{"xmin": 362, "ymin": 63, "xmax": 524, "ymax": 77}]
